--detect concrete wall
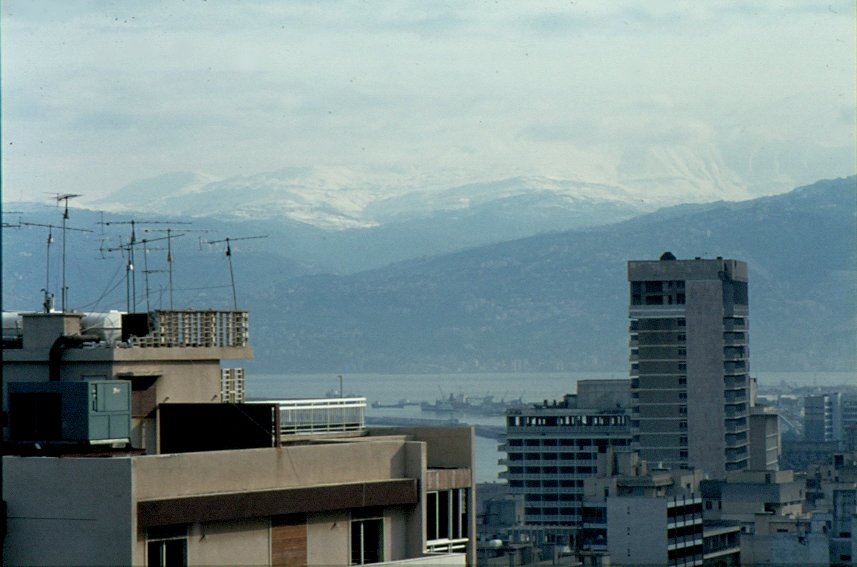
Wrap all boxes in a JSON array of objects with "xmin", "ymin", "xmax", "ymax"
[
  {"xmin": 187, "ymin": 518, "xmax": 270, "ymax": 566},
  {"xmin": 380, "ymin": 427, "xmax": 474, "ymax": 470},
  {"xmin": 741, "ymin": 533, "xmax": 829, "ymax": 566},
  {"xmin": 750, "ymin": 410, "xmax": 780, "ymax": 470},
  {"xmin": 686, "ymin": 279, "xmax": 728, "ymax": 478},
  {"xmin": 134, "ymin": 440, "xmax": 414, "ymax": 500},
  {"xmin": 3, "ymin": 456, "xmax": 135, "ymax": 566},
  {"xmin": 307, "ymin": 511, "xmax": 350, "ymax": 565},
  {"xmin": 607, "ymin": 496, "xmax": 667, "ymax": 566}
]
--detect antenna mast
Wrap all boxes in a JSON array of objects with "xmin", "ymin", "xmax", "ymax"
[
  {"xmin": 55, "ymin": 194, "xmax": 82, "ymax": 312},
  {"xmin": 205, "ymin": 235, "xmax": 268, "ymax": 309},
  {"xmin": 144, "ymin": 226, "xmax": 201, "ymax": 309},
  {"xmin": 22, "ymin": 220, "xmax": 92, "ymax": 313},
  {"xmin": 104, "ymin": 219, "xmax": 189, "ymax": 312}
]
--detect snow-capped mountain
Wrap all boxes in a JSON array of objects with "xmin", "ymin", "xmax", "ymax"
[{"xmin": 85, "ymin": 161, "xmax": 754, "ymax": 232}]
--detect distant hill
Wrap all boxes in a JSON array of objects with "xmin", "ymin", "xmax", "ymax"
[
  {"xmin": 3, "ymin": 176, "xmax": 854, "ymax": 375},
  {"xmin": 241, "ymin": 176, "xmax": 856, "ymax": 373}
]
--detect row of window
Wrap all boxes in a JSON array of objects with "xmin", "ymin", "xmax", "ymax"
[
  {"xmin": 525, "ymin": 493, "xmax": 583, "ymax": 502},
  {"xmin": 509, "ymin": 479, "xmax": 587, "ymax": 489},
  {"xmin": 524, "ymin": 507, "xmax": 581, "ymax": 516},
  {"xmin": 507, "ymin": 452, "xmax": 598, "ymax": 461},
  {"xmin": 506, "ymin": 466, "xmax": 596, "ymax": 475},
  {"xmin": 507, "ymin": 414, "xmax": 628, "ymax": 428},
  {"xmin": 506, "ymin": 438, "xmax": 630, "ymax": 448}
]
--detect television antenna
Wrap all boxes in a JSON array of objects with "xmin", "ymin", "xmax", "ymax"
[
  {"xmin": 54, "ymin": 194, "xmax": 83, "ymax": 312},
  {"xmin": 102, "ymin": 219, "xmax": 190, "ymax": 312},
  {"xmin": 144, "ymin": 227, "xmax": 207, "ymax": 309},
  {"xmin": 22, "ymin": 220, "xmax": 92, "ymax": 313},
  {"xmin": 103, "ymin": 231, "xmax": 175, "ymax": 313},
  {"xmin": 2, "ymin": 211, "xmax": 24, "ymax": 228},
  {"xmin": 140, "ymin": 240, "xmax": 167, "ymax": 313},
  {"xmin": 205, "ymin": 235, "xmax": 268, "ymax": 309}
]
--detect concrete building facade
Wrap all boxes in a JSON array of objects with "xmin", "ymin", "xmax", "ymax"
[
  {"xmin": 805, "ymin": 392, "xmax": 842, "ymax": 443},
  {"xmin": 501, "ymin": 382, "xmax": 632, "ymax": 544},
  {"xmin": 628, "ymin": 254, "xmax": 750, "ymax": 477},
  {"xmin": 2, "ymin": 310, "xmax": 476, "ymax": 566}
]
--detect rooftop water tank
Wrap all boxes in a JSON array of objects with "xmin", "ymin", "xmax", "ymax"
[{"xmin": 81, "ymin": 311, "xmax": 124, "ymax": 344}]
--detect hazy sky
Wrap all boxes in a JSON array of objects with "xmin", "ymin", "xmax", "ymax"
[{"xmin": 2, "ymin": 1, "xmax": 855, "ymax": 203}]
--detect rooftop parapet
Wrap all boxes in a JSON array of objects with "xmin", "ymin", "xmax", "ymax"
[{"xmin": 130, "ymin": 309, "xmax": 249, "ymax": 348}]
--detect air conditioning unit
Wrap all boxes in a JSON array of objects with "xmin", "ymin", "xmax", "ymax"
[{"xmin": 8, "ymin": 380, "xmax": 131, "ymax": 444}]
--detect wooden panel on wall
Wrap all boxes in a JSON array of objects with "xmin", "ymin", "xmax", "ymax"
[{"xmin": 272, "ymin": 514, "xmax": 307, "ymax": 567}]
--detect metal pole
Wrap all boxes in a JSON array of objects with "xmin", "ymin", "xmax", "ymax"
[
  {"xmin": 61, "ymin": 205, "xmax": 68, "ymax": 311},
  {"xmin": 167, "ymin": 228, "xmax": 174, "ymax": 309},
  {"xmin": 143, "ymin": 240, "xmax": 151, "ymax": 312},
  {"xmin": 226, "ymin": 239, "xmax": 238, "ymax": 310}
]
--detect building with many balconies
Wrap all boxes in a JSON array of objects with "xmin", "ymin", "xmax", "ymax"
[{"xmin": 628, "ymin": 253, "xmax": 751, "ymax": 477}]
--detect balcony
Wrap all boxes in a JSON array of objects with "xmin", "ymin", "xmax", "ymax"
[
  {"xmin": 724, "ymin": 391, "xmax": 747, "ymax": 404},
  {"xmin": 722, "ymin": 332, "xmax": 746, "ymax": 346},
  {"xmin": 252, "ymin": 397, "xmax": 366, "ymax": 436}
]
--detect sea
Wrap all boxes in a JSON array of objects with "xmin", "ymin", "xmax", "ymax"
[{"xmin": 246, "ymin": 371, "xmax": 856, "ymax": 484}]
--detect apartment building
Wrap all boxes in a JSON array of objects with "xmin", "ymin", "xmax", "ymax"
[
  {"xmin": 628, "ymin": 253, "xmax": 751, "ymax": 477},
  {"xmin": 500, "ymin": 380, "xmax": 632, "ymax": 544}
]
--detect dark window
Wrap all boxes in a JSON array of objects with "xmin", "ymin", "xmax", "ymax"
[
  {"xmin": 147, "ymin": 526, "xmax": 187, "ymax": 567},
  {"xmin": 351, "ymin": 517, "xmax": 383, "ymax": 565}
]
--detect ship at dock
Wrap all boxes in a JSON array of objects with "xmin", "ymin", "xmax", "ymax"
[{"xmin": 420, "ymin": 392, "xmax": 526, "ymax": 416}]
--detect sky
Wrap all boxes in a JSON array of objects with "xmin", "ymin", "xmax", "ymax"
[{"xmin": 2, "ymin": 1, "xmax": 855, "ymax": 204}]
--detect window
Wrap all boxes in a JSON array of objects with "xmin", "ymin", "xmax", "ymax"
[
  {"xmin": 426, "ymin": 489, "xmax": 469, "ymax": 547},
  {"xmin": 147, "ymin": 526, "xmax": 187, "ymax": 567},
  {"xmin": 352, "ymin": 511, "xmax": 383, "ymax": 565}
]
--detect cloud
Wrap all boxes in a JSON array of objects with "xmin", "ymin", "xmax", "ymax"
[{"xmin": 1, "ymin": 0, "xmax": 854, "ymax": 203}]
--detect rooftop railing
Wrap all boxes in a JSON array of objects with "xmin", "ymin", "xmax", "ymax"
[
  {"xmin": 130, "ymin": 310, "xmax": 249, "ymax": 348},
  {"xmin": 250, "ymin": 397, "xmax": 367, "ymax": 436}
]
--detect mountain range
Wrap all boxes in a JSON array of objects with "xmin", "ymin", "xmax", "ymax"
[
  {"xmin": 3, "ymin": 175, "xmax": 854, "ymax": 375},
  {"xmin": 238, "ymin": 176, "xmax": 856, "ymax": 374}
]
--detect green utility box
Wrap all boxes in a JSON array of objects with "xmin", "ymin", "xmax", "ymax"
[{"xmin": 8, "ymin": 380, "xmax": 131, "ymax": 443}]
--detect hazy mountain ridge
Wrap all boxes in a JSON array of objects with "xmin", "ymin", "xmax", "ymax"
[
  {"xmin": 3, "ymin": 176, "xmax": 854, "ymax": 375},
  {"xmin": 84, "ymin": 167, "xmax": 753, "ymax": 233},
  {"xmin": 242, "ymin": 176, "xmax": 856, "ymax": 374}
]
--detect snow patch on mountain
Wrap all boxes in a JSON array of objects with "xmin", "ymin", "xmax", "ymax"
[{"xmin": 86, "ymin": 156, "xmax": 758, "ymax": 231}]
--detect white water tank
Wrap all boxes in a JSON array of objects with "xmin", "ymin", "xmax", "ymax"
[{"xmin": 81, "ymin": 311, "xmax": 124, "ymax": 344}]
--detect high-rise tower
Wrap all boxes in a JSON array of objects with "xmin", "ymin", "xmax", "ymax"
[{"xmin": 628, "ymin": 253, "xmax": 750, "ymax": 478}]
